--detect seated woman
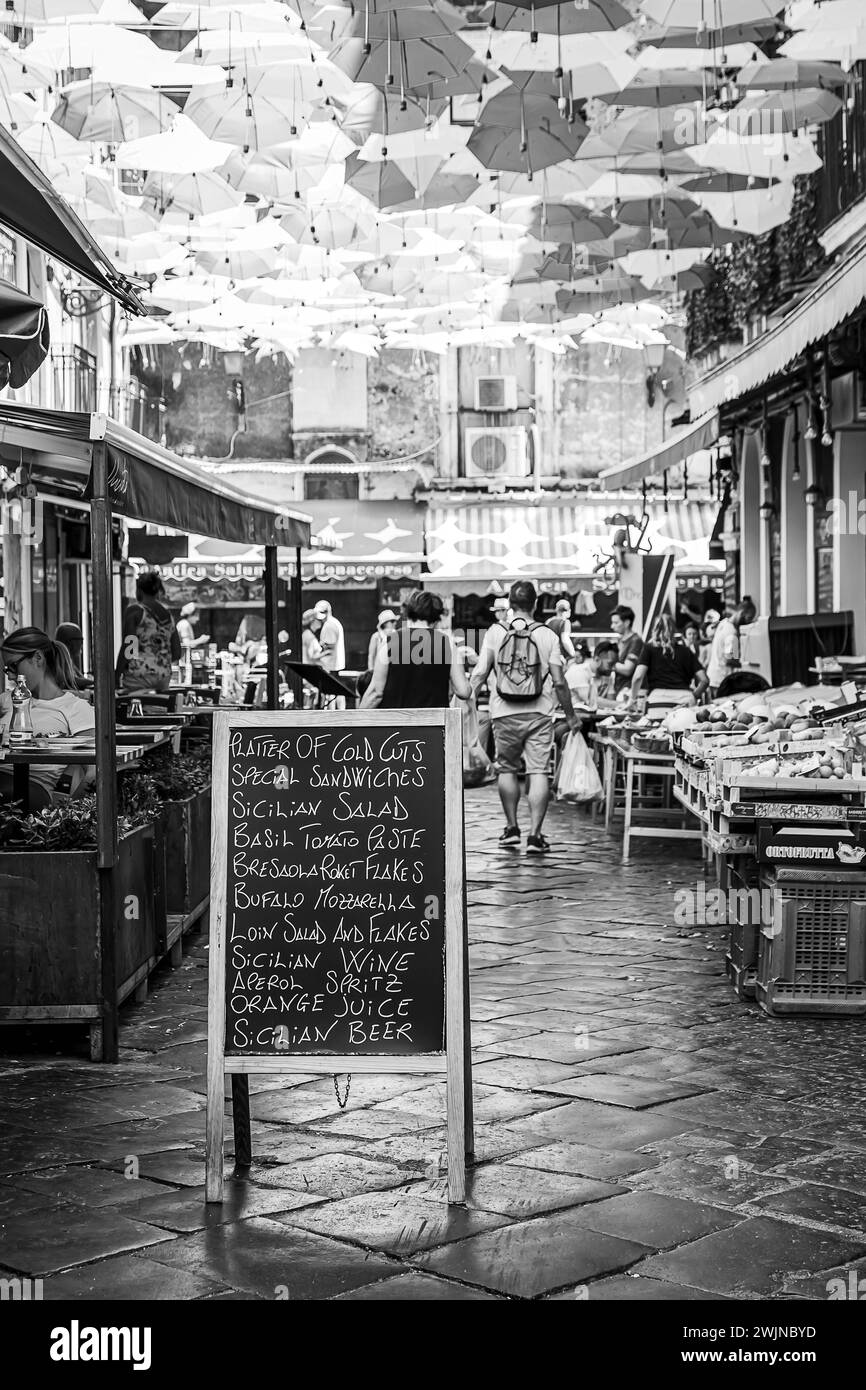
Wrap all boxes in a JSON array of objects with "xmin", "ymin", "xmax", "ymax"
[
  {"xmin": 54, "ymin": 622, "xmax": 91, "ymax": 692},
  {"xmin": 631, "ymin": 614, "xmax": 709, "ymax": 713},
  {"xmin": 0, "ymin": 628, "xmax": 96, "ymax": 809}
]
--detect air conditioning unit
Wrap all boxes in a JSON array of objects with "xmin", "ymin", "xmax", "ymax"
[
  {"xmin": 474, "ymin": 375, "xmax": 518, "ymax": 412},
  {"xmin": 464, "ymin": 426, "xmax": 529, "ymax": 482}
]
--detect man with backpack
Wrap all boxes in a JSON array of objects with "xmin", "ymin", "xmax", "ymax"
[{"xmin": 471, "ymin": 580, "xmax": 579, "ymax": 853}]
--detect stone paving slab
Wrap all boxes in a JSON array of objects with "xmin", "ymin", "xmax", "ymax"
[
  {"xmin": 3, "ymin": 785, "xmax": 866, "ymax": 1299},
  {"xmin": 413, "ymin": 1211, "xmax": 653, "ymax": 1298}
]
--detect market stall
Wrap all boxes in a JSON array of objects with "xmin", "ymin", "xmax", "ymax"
[
  {"xmin": 671, "ymin": 687, "xmax": 866, "ymax": 1017},
  {"xmin": 0, "ymin": 400, "xmax": 311, "ymax": 1060}
]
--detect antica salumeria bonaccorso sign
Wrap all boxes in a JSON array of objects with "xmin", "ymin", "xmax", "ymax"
[{"xmin": 206, "ymin": 709, "xmax": 470, "ymax": 1202}]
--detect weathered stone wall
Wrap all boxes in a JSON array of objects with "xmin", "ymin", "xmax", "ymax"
[
  {"xmin": 551, "ymin": 341, "xmax": 686, "ymax": 480},
  {"xmin": 134, "ymin": 346, "xmax": 292, "ymax": 460},
  {"xmin": 367, "ymin": 349, "xmax": 440, "ymax": 462}
]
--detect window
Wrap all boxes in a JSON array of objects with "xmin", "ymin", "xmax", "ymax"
[
  {"xmin": 0, "ymin": 230, "xmax": 16, "ymax": 285},
  {"xmin": 303, "ymin": 473, "xmax": 359, "ymax": 501}
]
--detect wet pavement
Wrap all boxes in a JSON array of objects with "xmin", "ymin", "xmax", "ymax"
[{"xmin": 2, "ymin": 784, "xmax": 866, "ymax": 1301}]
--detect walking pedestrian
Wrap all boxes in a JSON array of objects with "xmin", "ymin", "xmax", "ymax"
[
  {"xmin": 631, "ymin": 614, "xmax": 709, "ymax": 712},
  {"xmin": 360, "ymin": 589, "xmax": 470, "ymax": 709},
  {"xmin": 366, "ymin": 608, "xmax": 398, "ymax": 671},
  {"xmin": 116, "ymin": 571, "xmax": 181, "ymax": 693},
  {"xmin": 470, "ymin": 580, "xmax": 579, "ymax": 854},
  {"xmin": 706, "ymin": 596, "xmax": 757, "ymax": 696}
]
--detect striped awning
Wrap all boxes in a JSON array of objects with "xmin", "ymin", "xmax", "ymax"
[
  {"xmin": 424, "ymin": 499, "xmax": 719, "ymax": 580},
  {"xmin": 598, "ymin": 411, "xmax": 720, "ymax": 491},
  {"xmin": 689, "ymin": 239, "xmax": 866, "ymax": 416}
]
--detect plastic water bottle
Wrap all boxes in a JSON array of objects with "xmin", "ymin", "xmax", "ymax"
[{"xmin": 9, "ymin": 676, "xmax": 34, "ymax": 745}]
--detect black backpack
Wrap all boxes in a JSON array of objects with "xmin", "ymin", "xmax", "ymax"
[{"xmin": 495, "ymin": 619, "xmax": 547, "ymax": 703}]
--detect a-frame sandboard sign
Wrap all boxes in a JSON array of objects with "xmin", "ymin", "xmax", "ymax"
[{"xmin": 206, "ymin": 708, "xmax": 473, "ymax": 1203}]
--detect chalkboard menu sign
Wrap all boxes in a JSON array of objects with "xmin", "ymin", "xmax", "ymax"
[
  {"xmin": 224, "ymin": 721, "xmax": 447, "ymax": 1056},
  {"xmin": 206, "ymin": 709, "xmax": 470, "ymax": 1203}
]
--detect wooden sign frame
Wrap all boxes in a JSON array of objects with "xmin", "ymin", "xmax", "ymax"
[{"xmin": 206, "ymin": 708, "xmax": 471, "ymax": 1204}]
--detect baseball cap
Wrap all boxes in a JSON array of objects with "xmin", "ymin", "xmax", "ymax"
[
  {"xmin": 377, "ymin": 609, "xmax": 397, "ymax": 628},
  {"xmin": 314, "ymin": 601, "xmax": 330, "ymax": 619},
  {"xmin": 180, "ymin": 603, "xmax": 197, "ymax": 618}
]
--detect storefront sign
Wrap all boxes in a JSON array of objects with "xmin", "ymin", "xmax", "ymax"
[
  {"xmin": 757, "ymin": 823, "xmax": 866, "ymax": 868},
  {"xmin": 206, "ymin": 710, "xmax": 469, "ymax": 1202}
]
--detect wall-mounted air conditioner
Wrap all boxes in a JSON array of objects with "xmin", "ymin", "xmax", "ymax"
[
  {"xmin": 474, "ymin": 375, "xmax": 518, "ymax": 412},
  {"xmin": 463, "ymin": 426, "xmax": 529, "ymax": 482}
]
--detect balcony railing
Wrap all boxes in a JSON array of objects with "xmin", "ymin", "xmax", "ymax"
[
  {"xmin": 112, "ymin": 379, "xmax": 165, "ymax": 445},
  {"xmin": 51, "ymin": 346, "xmax": 97, "ymax": 414},
  {"xmin": 816, "ymin": 65, "xmax": 866, "ymax": 232}
]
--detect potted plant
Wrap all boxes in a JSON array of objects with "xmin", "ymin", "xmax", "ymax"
[
  {"xmin": 0, "ymin": 794, "xmax": 165, "ymax": 1060},
  {"xmin": 138, "ymin": 750, "xmax": 212, "ymax": 922}
]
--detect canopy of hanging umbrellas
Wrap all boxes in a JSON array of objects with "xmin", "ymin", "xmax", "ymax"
[{"xmin": 0, "ymin": 0, "xmax": 857, "ymax": 359}]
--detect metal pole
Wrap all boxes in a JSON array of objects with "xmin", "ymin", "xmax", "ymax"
[
  {"xmin": 284, "ymin": 546, "xmax": 304, "ymax": 710},
  {"xmin": 90, "ymin": 442, "xmax": 119, "ymax": 1063},
  {"xmin": 264, "ymin": 544, "xmax": 280, "ymax": 710}
]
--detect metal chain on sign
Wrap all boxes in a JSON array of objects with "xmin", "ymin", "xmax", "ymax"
[{"xmin": 333, "ymin": 1073, "xmax": 352, "ymax": 1109}]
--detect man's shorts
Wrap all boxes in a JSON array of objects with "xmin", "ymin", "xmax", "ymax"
[{"xmin": 492, "ymin": 713, "xmax": 553, "ymax": 775}]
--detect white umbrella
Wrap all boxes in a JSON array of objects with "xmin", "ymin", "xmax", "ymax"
[
  {"xmin": 636, "ymin": 43, "xmax": 760, "ymax": 71},
  {"xmin": 25, "ymin": 24, "xmax": 227, "ymax": 87},
  {"xmin": 52, "ymin": 81, "xmax": 178, "ymax": 142},
  {"xmin": 639, "ymin": 0, "xmax": 785, "ymax": 24},
  {"xmin": 685, "ymin": 130, "xmax": 822, "ymax": 180},
  {"xmin": 115, "ymin": 116, "xmax": 235, "ymax": 173},
  {"xmin": 691, "ymin": 181, "xmax": 796, "ymax": 234},
  {"xmin": 219, "ymin": 149, "xmax": 331, "ymax": 201},
  {"xmin": 466, "ymin": 28, "xmax": 637, "ymax": 87},
  {"xmin": 618, "ymin": 247, "xmax": 710, "ymax": 287},
  {"xmin": 735, "ymin": 57, "xmax": 847, "ymax": 89},
  {"xmin": 184, "ymin": 65, "xmax": 347, "ymax": 151},
  {"xmin": 196, "ymin": 247, "xmax": 280, "ymax": 278},
  {"xmin": 280, "ymin": 206, "xmax": 360, "ymax": 249},
  {"xmin": 146, "ymin": 169, "xmax": 244, "ymax": 218},
  {"xmin": 728, "ymin": 89, "xmax": 843, "ymax": 136},
  {"xmin": 0, "ymin": 35, "xmax": 55, "ymax": 93},
  {"xmin": 2, "ymin": 0, "xmax": 102, "ymax": 20},
  {"xmin": 781, "ymin": 4, "xmax": 866, "ymax": 67}
]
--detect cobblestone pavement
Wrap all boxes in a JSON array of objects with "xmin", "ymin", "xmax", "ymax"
[{"xmin": 2, "ymin": 785, "xmax": 866, "ymax": 1301}]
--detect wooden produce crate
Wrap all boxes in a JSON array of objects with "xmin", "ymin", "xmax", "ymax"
[{"xmin": 757, "ymin": 868, "xmax": 866, "ymax": 1016}]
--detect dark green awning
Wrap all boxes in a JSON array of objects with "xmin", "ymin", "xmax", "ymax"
[
  {"xmin": 0, "ymin": 125, "xmax": 143, "ymax": 315},
  {"xmin": 0, "ymin": 402, "xmax": 312, "ymax": 548}
]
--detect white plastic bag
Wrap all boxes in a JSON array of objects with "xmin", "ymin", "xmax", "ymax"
[
  {"xmin": 454, "ymin": 694, "xmax": 494, "ymax": 788},
  {"xmin": 556, "ymin": 731, "xmax": 603, "ymax": 803}
]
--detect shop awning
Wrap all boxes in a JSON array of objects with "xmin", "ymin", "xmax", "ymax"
[
  {"xmin": 0, "ymin": 279, "xmax": 50, "ymax": 389},
  {"xmin": 0, "ymin": 126, "xmax": 143, "ymax": 315},
  {"xmin": 0, "ymin": 402, "xmax": 311, "ymax": 548},
  {"xmin": 689, "ymin": 240, "xmax": 866, "ymax": 416},
  {"xmin": 150, "ymin": 499, "xmax": 425, "ymax": 582},
  {"xmin": 424, "ymin": 498, "xmax": 719, "ymax": 582},
  {"xmin": 597, "ymin": 411, "xmax": 720, "ymax": 491}
]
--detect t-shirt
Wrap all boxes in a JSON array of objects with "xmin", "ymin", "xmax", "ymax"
[
  {"xmin": 318, "ymin": 616, "xmax": 345, "ymax": 672},
  {"xmin": 614, "ymin": 632, "xmax": 647, "ymax": 693},
  {"xmin": 481, "ymin": 620, "xmax": 563, "ymax": 720},
  {"xmin": 0, "ymin": 689, "xmax": 95, "ymax": 794},
  {"xmin": 644, "ymin": 642, "xmax": 700, "ymax": 692}
]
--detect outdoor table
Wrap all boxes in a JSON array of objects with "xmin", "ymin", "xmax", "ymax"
[
  {"xmin": 595, "ymin": 733, "xmax": 704, "ymax": 862},
  {"xmin": 1, "ymin": 736, "xmax": 173, "ymax": 813},
  {"xmin": 169, "ymin": 683, "xmax": 221, "ymax": 705}
]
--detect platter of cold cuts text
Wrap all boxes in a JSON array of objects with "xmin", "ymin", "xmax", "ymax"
[{"xmin": 221, "ymin": 720, "xmax": 448, "ymax": 1057}]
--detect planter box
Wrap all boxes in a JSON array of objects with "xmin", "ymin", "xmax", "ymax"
[
  {"xmin": 0, "ymin": 821, "xmax": 165, "ymax": 1058},
  {"xmin": 163, "ymin": 787, "xmax": 211, "ymax": 918}
]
